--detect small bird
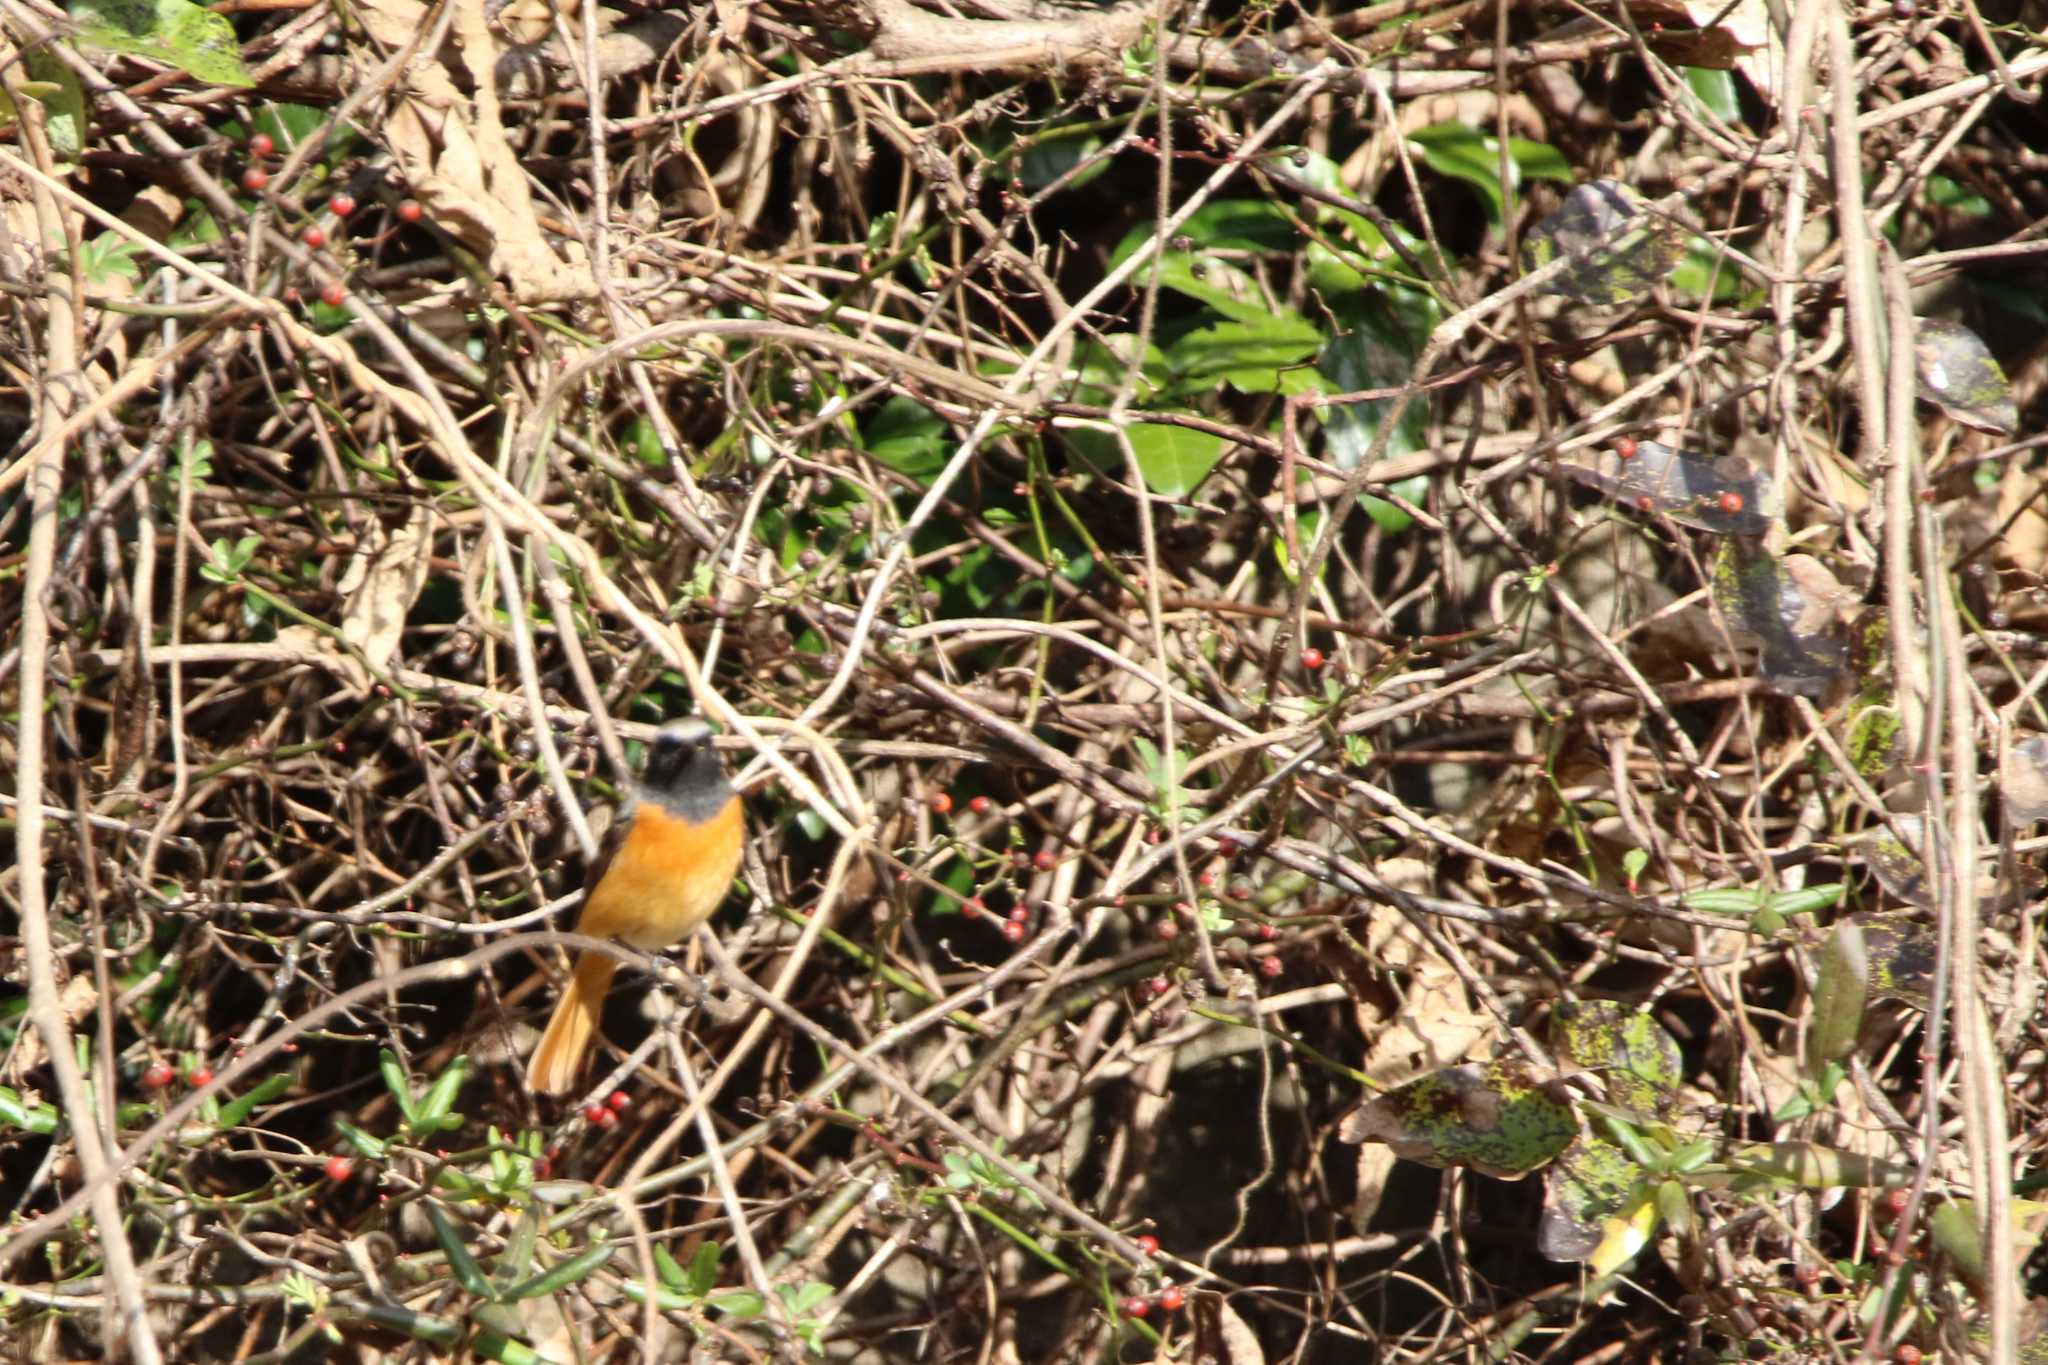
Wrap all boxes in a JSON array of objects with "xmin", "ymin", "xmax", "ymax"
[{"xmin": 526, "ymin": 719, "xmax": 745, "ymax": 1096}]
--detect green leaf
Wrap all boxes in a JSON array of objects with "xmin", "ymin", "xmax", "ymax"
[
  {"xmin": 333, "ymin": 1119, "xmax": 389, "ymax": 1160},
  {"xmin": 1807, "ymin": 917, "xmax": 1869, "ymax": 1074},
  {"xmin": 1159, "ymin": 198, "xmax": 1302, "ymax": 253},
  {"xmin": 501, "ymin": 1242, "xmax": 614, "ymax": 1302},
  {"xmin": 1684, "ymin": 67, "xmax": 1741, "ymax": 123},
  {"xmin": 1107, "ymin": 236, "xmax": 1298, "ymax": 327},
  {"xmin": 863, "ymin": 397, "xmax": 951, "ymax": 484},
  {"xmin": 1316, "ymin": 298, "xmax": 1434, "ymax": 472},
  {"xmin": 1161, "ymin": 315, "xmax": 1322, "ymax": 394},
  {"xmin": 71, "ymin": 0, "xmax": 255, "ymax": 87},
  {"xmin": 68, "ymin": 233, "xmax": 142, "ymax": 287},
  {"xmin": 22, "ymin": 52, "xmax": 87, "ymax": 162},
  {"xmin": 379, "ymin": 1049, "xmax": 417, "ymax": 1122},
  {"xmin": 1062, "ymin": 422, "xmax": 1226, "ymax": 499},
  {"xmin": 414, "ymin": 1055, "xmax": 470, "ymax": 1127},
  {"xmin": 0, "ymin": 1086, "xmax": 61, "ymax": 1136},
  {"xmin": 1406, "ymin": 124, "xmax": 1568, "ymax": 225},
  {"xmin": 686, "ymin": 1241, "xmax": 722, "ymax": 1296},
  {"xmin": 213, "ymin": 1071, "xmax": 293, "ymax": 1129},
  {"xmin": 427, "ymin": 1204, "xmax": 496, "ymax": 1301},
  {"xmin": 1014, "ymin": 127, "xmax": 1108, "ymax": 193}
]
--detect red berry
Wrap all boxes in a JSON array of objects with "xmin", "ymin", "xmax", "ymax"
[
  {"xmin": 319, "ymin": 282, "xmax": 346, "ymax": 307},
  {"xmin": 1882, "ymin": 1187, "xmax": 1912, "ymax": 1218},
  {"xmin": 324, "ymin": 1155, "xmax": 353, "ymax": 1182},
  {"xmin": 968, "ymin": 795, "xmax": 991, "ymax": 814},
  {"xmin": 928, "ymin": 792, "xmax": 952, "ymax": 815},
  {"xmin": 1300, "ymin": 647, "xmax": 1325, "ymax": 670},
  {"xmin": 1198, "ymin": 870, "xmax": 1217, "ymax": 888},
  {"xmin": 1893, "ymin": 1348, "xmax": 1921, "ymax": 1365},
  {"xmin": 1156, "ymin": 920, "xmax": 1179, "ymax": 941},
  {"xmin": 329, "ymin": 192, "xmax": 356, "ymax": 218},
  {"xmin": 248, "ymin": 132, "xmax": 275, "ymax": 157},
  {"xmin": 1158, "ymin": 1285, "xmax": 1184, "ymax": 1312},
  {"xmin": 1121, "ymin": 1297, "xmax": 1149, "ymax": 1319},
  {"xmin": 302, "ymin": 225, "xmax": 326, "ymax": 248},
  {"xmin": 1217, "ymin": 838, "xmax": 1240, "ymax": 859},
  {"xmin": 532, "ymin": 1157, "xmax": 553, "ymax": 1180},
  {"xmin": 1717, "ymin": 491, "xmax": 1745, "ymax": 515},
  {"xmin": 1258, "ymin": 954, "xmax": 1283, "ymax": 978},
  {"xmin": 142, "ymin": 1063, "xmax": 175, "ymax": 1091},
  {"xmin": 396, "ymin": 199, "xmax": 423, "ymax": 223},
  {"xmin": 1146, "ymin": 976, "xmax": 1170, "ymax": 996},
  {"xmin": 1615, "ymin": 436, "xmax": 1638, "ymax": 460},
  {"xmin": 187, "ymin": 1066, "xmax": 214, "ymax": 1087},
  {"xmin": 607, "ymin": 1090, "xmax": 631, "ymax": 1113},
  {"xmin": 1000, "ymin": 920, "xmax": 1026, "ymax": 942},
  {"xmin": 961, "ymin": 897, "xmax": 984, "ymax": 919},
  {"xmin": 583, "ymin": 1104, "xmax": 608, "ymax": 1124},
  {"xmin": 1135, "ymin": 1234, "xmax": 1160, "ymax": 1255},
  {"xmin": 241, "ymin": 167, "xmax": 268, "ymax": 192},
  {"xmin": 593, "ymin": 1106, "xmax": 618, "ymax": 1128},
  {"xmin": 1033, "ymin": 850, "xmax": 1056, "ymax": 872},
  {"xmin": 1635, "ymin": 494, "xmax": 1657, "ymax": 512},
  {"xmin": 1258, "ymin": 923, "xmax": 1279, "ymax": 941}
]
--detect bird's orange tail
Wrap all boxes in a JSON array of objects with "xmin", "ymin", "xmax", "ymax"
[{"xmin": 526, "ymin": 953, "xmax": 618, "ymax": 1096}]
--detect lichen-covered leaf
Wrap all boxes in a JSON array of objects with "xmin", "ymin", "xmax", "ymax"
[
  {"xmin": 1522, "ymin": 180, "xmax": 1688, "ymax": 304},
  {"xmin": 1857, "ymin": 915, "xmax": 1937, "ymax": 1008},
  {"xmin": 1914, "ymin": 319, "xmax": 2016, "ymax": 434},
  {"xmin": 1550, "ymin": 1000, "xmax": 1684, "ymax": 1120},
  {"xmin": 72, "ymin": 0, "xmax": 254, "ymax": 86},
  {"xmin": 1338, "ymin": 1058, "xmax": 1576, "ymax": 1179},
  {"xmin": 1539, "ymin": 1131, "xmax": 1653, "ymax": 1270},
  {"xmin": 1862, "ymin": 815, "xmax": 1933, "ymax": 909},
  {"xmin": 1566, "ymin": 440, "xmax": 1771, "ymax": 534},
  {"xmin": 1710, "ymin": 540, "xmax": 1854, "ymax": 696}
]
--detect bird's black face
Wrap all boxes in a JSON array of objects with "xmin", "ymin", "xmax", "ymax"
[{"xmin": 639, "ymin": 720, "xmax": 732, "ymax": 820}]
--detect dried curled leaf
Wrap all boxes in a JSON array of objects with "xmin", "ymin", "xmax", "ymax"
[
  {"xmin": 1338, "ymin": 1058, "xmax": 1577, "ymax": 1180},
  {"xmin": 1914, "ymin": 319, "xmax": 2017, "ymax": 434},
  {"xmin": 1565, "ymin": 440, "xmax": 1772, "ymax": 534},
  {"xmin": 1523, "ymin": 180, "xmax": 1688, "ymax": 305},
  {"xmin": 1710, "ymin": 541, "xmax": 1855, "ymax": 696}
]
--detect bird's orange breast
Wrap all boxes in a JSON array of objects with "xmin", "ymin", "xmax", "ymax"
[{"xmin": 578, "ymin": 797, "xmax": 744, "ymax": 949}]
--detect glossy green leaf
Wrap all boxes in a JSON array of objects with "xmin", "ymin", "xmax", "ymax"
[
  {"xmin": 1063, "ymin": 421, "xmax": 1227, "ymax": 499},
  {"xmin": 1162, "ymin": 315, "xmax": 1322, "ymax": 394}
]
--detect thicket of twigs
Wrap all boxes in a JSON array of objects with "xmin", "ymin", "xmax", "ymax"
[{"xmin": 3, "ymin": 0, "xmax": 2047, "ymax": 1357}]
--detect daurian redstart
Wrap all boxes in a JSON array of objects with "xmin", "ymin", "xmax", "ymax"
[{"xmin": 526, "ymin": 719, "xmax": 744, "ymax": 1096}]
